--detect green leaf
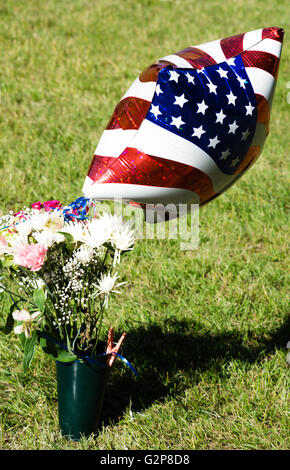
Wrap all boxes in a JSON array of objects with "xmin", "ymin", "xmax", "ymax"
[
  {"xmin": 32, "ymin": 288, "xmax": 46, "ymax": 313},
  {"xmin": 1, "ymin": 258, "xmax": 14, "ymax": 268},
  {"xmin": 19, "ymin": 331, "xmax": 26, "ymax": 349},
  {"xmin": 58, "ymin": 231, "xmax": 74, "ymax": 249},
  {"xmin": 23, "ymin": 330, "xmax": 38, "ymax": 373},
  {"xmin": 54, "ymin": 349, "xmax": 78, "ymax": 363},
  {"xmin": 38, "ymin": 332, "xmax": 77, "ymax": 363},
  {"xmin": 66, "ymin": 332, "xmax": 74, "ymax": 355}
]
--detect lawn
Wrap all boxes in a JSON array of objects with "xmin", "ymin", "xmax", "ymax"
[{"xmin": 0, "ymin": 0, "xmax": 289, "ymax": 451}]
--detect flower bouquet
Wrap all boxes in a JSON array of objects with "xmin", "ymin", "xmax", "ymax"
[{"xmin": 0, "ymin": 197, "xmax": 136, "ymax": 439}]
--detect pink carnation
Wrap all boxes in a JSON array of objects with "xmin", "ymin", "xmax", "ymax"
[
  {"xmin": 43, "ymin": 200, "xmax": 61, "ymax": 212},
  {"xmin": 30, "ymin": 200, "xmax": 62, "ymax": 212},
  {"xmin": 0, "ymin": 235, "xmax": 8, "ymax": 254},
  {"xmin": 31, "ymin": 201, "xmax": 43, "ymax": 210},
  {"xmin": 14, "ymin": 243, "xmax": 47, "ymax": 271}
]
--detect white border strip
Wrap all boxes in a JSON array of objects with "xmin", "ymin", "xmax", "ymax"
[
  {"xmin": 159, "ymin": 54, "xmax": 194, "ymax": 69},
  {"xmin": 247, "ymin": 38, "xmax": 282, "ymax": 58},
  {"xmin": 94, "ymin": 129, "xmax": 138, "ymax": 157},
  {"xmin": 82, "ymin": 177, "xmax": 200, "ymax": 204},
  {"xmin": 194, "ymin": 39, "xmax": 227, "ymax": 64},
  {"xmin": 121, "ymin": 77, "xmax": 156, "ymax": 102},
  {"xmin": 245, "ymin": 67, "xmax": 275, "ymax": 102},
  {"xmin": 243, "ymin": 29, "xmax": 263, "ymax": 50}
]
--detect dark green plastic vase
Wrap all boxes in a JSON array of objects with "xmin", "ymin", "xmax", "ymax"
[{"xmin": 56, "ymin": 355, "xmax": 108, "ymax": 441}]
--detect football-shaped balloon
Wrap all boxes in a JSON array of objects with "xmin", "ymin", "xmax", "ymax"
[{"xmin": 83, "ymin": 27, "xmax": 284, "ymax": 206}]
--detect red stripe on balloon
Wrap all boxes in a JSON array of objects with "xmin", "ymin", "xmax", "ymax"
[
  {"xmin": 139, "ymin": 46, "xmax": 217, "ymax": 85},
  {"xmin": 139, "ymin": 60, "xmax": 173, "ymax": 83},
  {"xmin": 175, "ymin": 46, "xmax": 217, "ymax": 68},
  {"xmin": 105, "ymin": 97, "xmax": 151, "ymax": 130},
  {"xmin": 88, "ymin": 155, "xmax": 116, "ymax": 180},
  {"xmin": 262, "ymin": 27, "xmax": 284, "ymax": 42},
  {"xmin": 256, "ymin": 94, "xmax": 271, "ymax": 134},
  {"xmin": 241, "ymin": 50, "xmax": 280, "ymax": 78},
  {"xmin": 91, "ymin": 147, "xmax": 216, "ymax": 204},
  {"xmin": 220, "ymin": 33, "xmax": 245, "ymax": 59}
]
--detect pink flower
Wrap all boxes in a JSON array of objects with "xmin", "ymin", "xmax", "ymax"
[
  {"xmin": 43, "ymin": 200, "xmax": 61, "ymax": 212},
  {"xmin": 13, "ymin": 243, "xmax": 47, "ymax": 271},
  {"xmin": 30, "ymin": 200, "xmax": 62, "ymax": 212},
  {"xmin": 0, "ymin": 235, "xmax": 8, "ymax": 255},
  {"xmin": 31, "ymin": 201, "xmax": 43, "ymax": 210},
  {"xmin": 0, "ymin": 234, "xmax": 7, "ymax": 246}
]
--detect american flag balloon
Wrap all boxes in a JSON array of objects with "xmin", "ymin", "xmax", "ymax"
[{"xmin": 82, "ymin": 27, "xmax": 284, "ymax": 207}]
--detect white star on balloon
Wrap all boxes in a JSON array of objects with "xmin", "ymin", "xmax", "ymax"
[
  {"xmin": 168, "ymin": 70, "xmax": 180, "ymax": 83},
  {"xmin": 155, "ymin": 84, "xmax": 163, "ymax": 96},
  {"xmin": 174, "ymin": 93, "xmax": 188, "ymax": 108},
  {"xmin": 237, "ymin": 76, "xmax": 247, "ymax": 89},
  {"xmin": 215, "ymin": 109, "xmax": 226, "ymax": 124},
  {"xmin": 216, "ymin": 67, "xmax": 228, "ymax": 79},
  {"xmin": 228, "ymin": 120, "xmax": 239, "ymax": 134},
  {"xmin": 196, "ymin": 100, "xmax": 208, "ymax": 115},
  {"xmin": 150, "ymin": 104, "xmax": 162, "ymax": 119},
  {"xmin": 227, "ymin": 57, "xmax": 236, "ymax": 66},
  {"xmin": 208, "ymin": 135, "xmax": 220, "ymax": 149},
  {"xmin": 220, "ymin": 148, "xmax": 231, "ymax": 160},
  {"xmin": 192, "ymin": 125, "xmax": 206, "ymax": 139},
  {"xmin": 226, "ymin": 91, "xmax": 237, "ymax": 105},
  {"xmin": 245, "ymin": 102, "xmax": 255, "ymax": 116},
  {"xmin": 171, "ymin": 115, "xmax": 185, "ymax": 129},
  {"xmin": 185, "ymin": 72, "xmax": 195, "ymax": 84},
  {"xmin": 206, "ymin": 82, "xmax": 218, "ymax": 94}
]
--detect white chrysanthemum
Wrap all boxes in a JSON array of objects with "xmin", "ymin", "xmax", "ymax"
[
  {"xmin": 82, "ymin": 216, "xmax": 113, "ymax": 248},
  {"xmin": 7, "ymin": 232, "xmax": 29, "ymax": 253},
  {"xmin": 93, "ymin": 272, "xmax": 126, "ymax": 308},
  {"xmin": 99, "ymin": 213, "xmax": 125, "ymax": 235},
  {"xmin": 33, "ymin": 229, "xmax": 65, "ymax": 248},
  {"xmin": 15, "ymin": 219, "xmax": 33, "ymax": 238},
  {"xmin": 111, "ymin": 224, "xmax": 135, "ymax": 251},
  {"xmin": 110, "ymin": 224, "xmax": 135, "ymax": 266},
  {"xmin": 61, "ymin": 220, "xmax": 88, "ymax": 243}
]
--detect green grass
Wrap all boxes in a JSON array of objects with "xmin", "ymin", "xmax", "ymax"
[{"xmin": 0, "ymin": 0, "xmax": 289, "ymax": 450}]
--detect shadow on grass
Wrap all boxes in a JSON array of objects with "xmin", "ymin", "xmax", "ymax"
[{"xmin": 100, "ymin": 316, "xmax": 290, "ymax": 427}]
